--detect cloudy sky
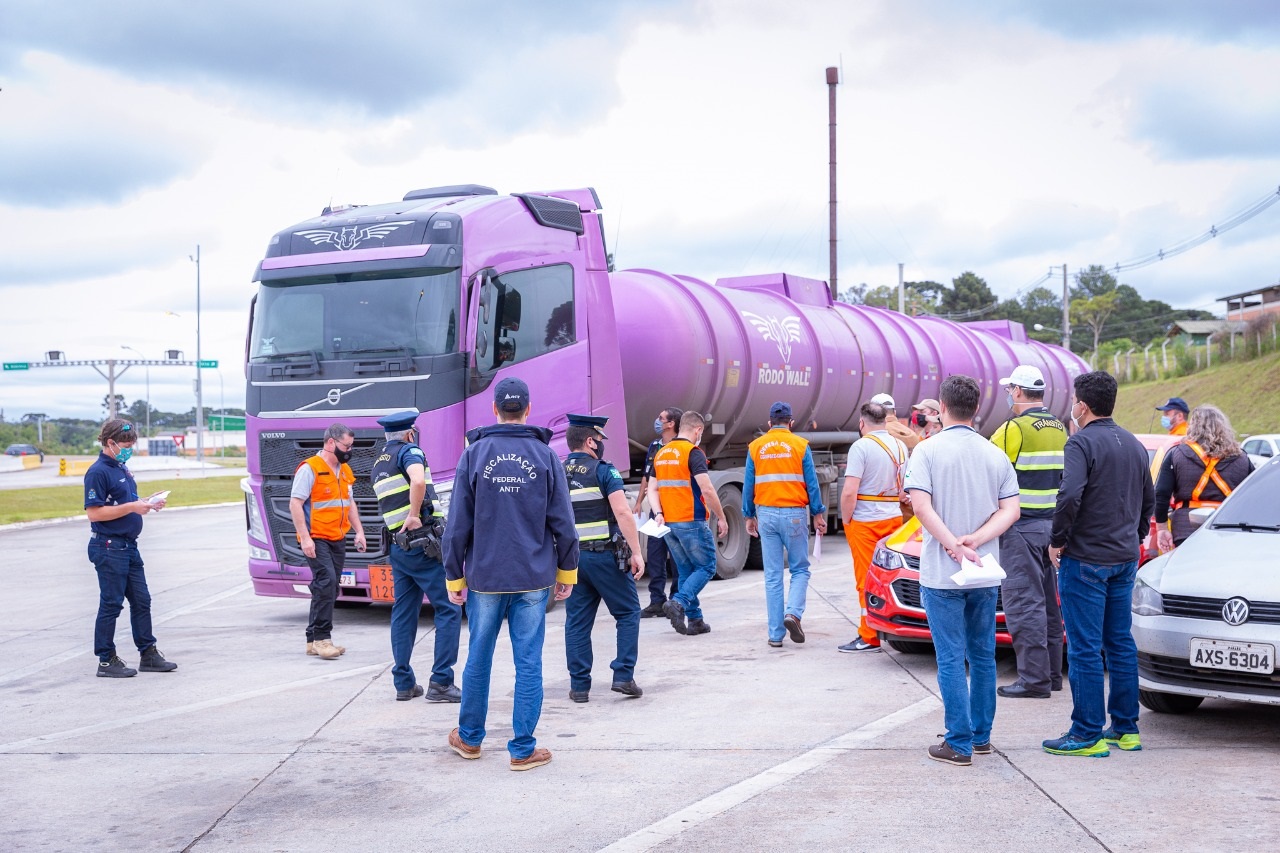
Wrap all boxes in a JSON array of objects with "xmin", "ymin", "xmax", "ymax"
[{"xmin": 3, "ymin": 0, "xmax": 1279, "ymax": 420}]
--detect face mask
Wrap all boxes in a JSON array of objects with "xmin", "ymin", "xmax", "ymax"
[
  {"xmin": 1006, "ymin": 392, "xmax": 1015, "ymax": 410},
  {"xmin": 114, "ymin": 445, "xmax": 134, "ymax": 464},
  {"xmin": 653, "ymin": 418, "xmax": 664, "ymax": 436},
  {"xmin": 1160, "ymin": 415, "xmax": 1172, "ymax": 431},
  {"xmin": 1070, "ymin": 404, "xmax": 1082, "ymax": 430},
  {"xmin": 334, "ymin": 447, "xmax": 353, "ymax": 464},
  {"xmin": 592, "ymin": 438, "xmax": 605, "ymax": 458}
]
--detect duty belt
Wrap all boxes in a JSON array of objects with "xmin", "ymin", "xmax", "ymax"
[{"xmin": 580, "ymin": 541, "xmax": 617, "ymax": 552}]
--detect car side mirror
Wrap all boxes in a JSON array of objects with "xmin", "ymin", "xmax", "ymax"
[{"xmin": 1188, "ymin": 507, "xmax": 1214, "ymax": 529}]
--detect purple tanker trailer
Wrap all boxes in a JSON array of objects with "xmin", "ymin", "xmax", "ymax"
[{"xmin": 242, "ymin": 184, "xmax": 1087, "ymax": 597}]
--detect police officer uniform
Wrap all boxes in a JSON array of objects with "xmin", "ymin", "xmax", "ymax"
[
  {"xmin": 562, "ymin": 414, "xmax": 643, "ymax": 702},
  {"xmin": 372, "ymin": 409, "xmax": 461, "ymax": 702}
]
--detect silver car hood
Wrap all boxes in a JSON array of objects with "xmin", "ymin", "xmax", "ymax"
[{"xmin": 1137, "ymin": 525, "xmax": 1280, "ymax": 600}]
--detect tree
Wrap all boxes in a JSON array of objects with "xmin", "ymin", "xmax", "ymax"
[
  {"xmin": 1072, "ymin": 265, "xmax": 1118, "ymax": 299},
  {"xmin": 838, "ymin": 283, "xmax": 868, "ymax": 305},
  {"xmin": 1072, "ymin": 291, "xmax": 1120, "ymax": 355},
  {"xmin": 102, "ymin": 394, "xmax": 128, "ymax": 418},
  {"xmin": 862, "ymin": 283, "xmax": 941, "ymax": 315},
  {"xmin": 940, "ymin": 272, "xmax": 997, "ymax": 317}
]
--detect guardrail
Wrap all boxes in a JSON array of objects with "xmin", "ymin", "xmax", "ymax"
[{"xmin": 58, "ymin": 459, "xmax": 92, "ymax": 477}]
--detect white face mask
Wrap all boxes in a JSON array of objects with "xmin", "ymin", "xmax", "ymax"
[{"xmin": 1070, "ymin": 402, "xmax": 1082, "ymax": 430}]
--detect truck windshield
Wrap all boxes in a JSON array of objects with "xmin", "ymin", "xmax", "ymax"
[{"xmin": 249, "ymin": 269, "xmax": 460, "ymax": 361}]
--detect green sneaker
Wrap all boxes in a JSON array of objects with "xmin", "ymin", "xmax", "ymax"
[
  {"xmin": 1101, "ymin": 729, "xmax": 1142, "ymax": 751},
  {"xmin": 1042, "ymin": 733, "xmax": 1110, "ymax": 757}
]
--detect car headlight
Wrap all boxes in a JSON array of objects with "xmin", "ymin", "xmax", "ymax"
[
  {"xmin": 1131, "ymin": 577, "xmax": 1164, "ymax": 616},
  {"xmin": 872, "ymin": 544, "xmax": 906, "ymax": 571},
  {"xmin": 434, "ymin": 481, "xmax": 452, "ymax": 518}
]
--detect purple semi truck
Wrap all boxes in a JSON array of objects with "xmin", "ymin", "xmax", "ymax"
[{"xmin": 242, "ymin": 184, "xmax": 1087, "ymax": 599}]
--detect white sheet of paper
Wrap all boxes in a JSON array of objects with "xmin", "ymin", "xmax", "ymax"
[
  {"xmin": 812, "ymin": 532, "xmax": 823, "ymax": 559},
  {"xmin": 638, "ymin": 517, "xmax": 671, "ymax": 538},
  {"xmin": 146, "ymin": 490, "xmax": 171, "ymax": 505},
  {"xmin": 949, "ymin": 553, "xmax": 1007, "ymax": 586}
]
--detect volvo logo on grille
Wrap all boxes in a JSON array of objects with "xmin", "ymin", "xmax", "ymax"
[
  {"xmin": 326, "ymin": 388, "xmax": 342, "ymax": 406},
  {"xmin": 1222, "ymin": 597, "xmax": 1250, "ymax": 626}
]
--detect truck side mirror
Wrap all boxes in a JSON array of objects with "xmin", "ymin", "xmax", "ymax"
[
  {"xmin": 496, "ymin": 338, "xmax": 516, "ymax": 364},
  {"xmin": 478, "ymin": 273, "xmax": 492, "ymax": 325},
  {"xmin": 476, "ymin": 329, "xmax": 489, "ymax": 359}
]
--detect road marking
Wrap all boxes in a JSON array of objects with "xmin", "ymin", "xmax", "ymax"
[
  {"xmin": 0, "ymin": 663, "xmax": 387, "ymax": 752},
  {"xmin": 600, "ymin": 694, "xmax": 940, "ymax": 852},
  {"xmin": 0, "ymin": 582, "xmax": 253, "ymax": 687}
]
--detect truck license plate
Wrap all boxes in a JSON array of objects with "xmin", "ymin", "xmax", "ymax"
[
  {"xmin": 1189, "ymin": 638, "xmax": 1274, "ymax": 674},
  {"xmin": 339, "ymin": 571, "xmax": 356, "ymax": 588}
]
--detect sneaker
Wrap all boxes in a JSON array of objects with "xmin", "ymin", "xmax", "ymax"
[
  {"xmin": 1101, "ymin": 729, "xmax": 1142, "ymax": 751},
  {"xmin": 972, "ymin": 741, "xmax": 994, "ymax": 755},
  {"xmin": 838, "ymin": 638, "xmax": 881, "ymax": 653},
  {"xmin": 1042, "ymin": 733, "xmax": 1110, "ymax": 757},
  {"xmin": 569, "ymin": 689, "xmax": 590, "ymax": 703},
  {"xmin": 96, "ymin": 656, "xmax": 137, "ymax": 678},
  {"xmin": 687, "ymin": 618, "xmax": 711, "ymax": 635},
  {"xmin": 768, "ymin": 639, "xmax": 783, "ymax": 648},
  {"xmin": 663, "ymin": 600, "xmax": 688, "ymax": 635},
  {"xmin": 783, "ymin": 614, "xmax": 805, "ymax": 643},
  {"xmin": 510, "ymin": 747, "xmax": 552, "ymax": 771},
  {"xmin": 928, "ymin": 738, "xmax": 972, "ymax": 766},
  {"xmin": 448, "ymin": 727, "xmax": 481, "ymax": 760},
  {"xmin": 138, "ymin": 646, "xmax": 178, "ymax": 673},
  {"xmin": 426, "ymin": 682, "xmax": 462, "ymax": 703},
  {"xmin": 640, "ymin": 601, "xmax": 666, "ymax": 618},
  {"xmin": 611, "ymin": 680, "xmax": 643, "ymax": 698},
  {"xmin": 310, "ymin": 639, "xmax": 342, "ymax": 660},
  {"xmin": 396, "ymin": 684, "xmax": 424, "ymax": 701}
]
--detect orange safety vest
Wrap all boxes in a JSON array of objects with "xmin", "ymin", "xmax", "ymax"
[
  {"xmin": 857, "ymin": 434, "xmax": 906, "ymax": 503},
  {"xmin": 1169, "ymin": 421, "xmax": 1188, "ymax": 436},
  {"xmin": 748, "ymin": 429, "xmax": 810, "ymax": 508},
  {"xmin": 653, "ymin": 438, "xmax": 702, "ymax": 523},
  {"xmin": 1171, "ymin": 441, "xmax": 1234, "ymax": 511},
  {"xmin": 298, "ymin": 455, "xmax": 355, "ymax": 541}
]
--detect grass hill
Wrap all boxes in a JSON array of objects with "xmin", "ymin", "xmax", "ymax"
[{"xmin": 1112, "ymin": 350, "xmax": 1280, "ymax": 437}]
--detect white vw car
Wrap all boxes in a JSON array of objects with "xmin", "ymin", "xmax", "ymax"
[{"xmin": 1132, "ymin": 456, "xmax": 1280, "ymax": 713}]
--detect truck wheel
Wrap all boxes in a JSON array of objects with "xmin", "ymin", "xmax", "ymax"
[
  {"xmin": 744, "ymin": 535, "xmax": 763, "ymax": 572},
  {"xmin": 714, "ymin": 484, "xmax": 748, "ymax": 580},
  {"xmin": 1138, "ymin": 689, "xmax": 1203, "ymax": 714}
]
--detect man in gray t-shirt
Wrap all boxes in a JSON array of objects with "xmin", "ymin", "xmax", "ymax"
[{"xmin": 904, "ymin": 375, "xmax": 1020, "ymax": 767}]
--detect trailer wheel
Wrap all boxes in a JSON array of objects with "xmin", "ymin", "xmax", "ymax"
[{"xmin": 714, "ymin": 484, "xmax": 748, "ymax": 579}]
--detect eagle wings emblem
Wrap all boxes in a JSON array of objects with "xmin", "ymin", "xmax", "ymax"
[
  {"xmin": 295, "ymin": 221, "xmax": 414, "ymax": 251},
  {"xmin": 741, "ymin": 311, "xmax": 804, "ymax": 363}
]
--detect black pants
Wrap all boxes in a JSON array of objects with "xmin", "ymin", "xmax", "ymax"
[
  {"xmin": 998, "ymin": 518, "xmax": 1063, "ymax": 693},
  {"xmin": 306, "ymin": 537, "xmax": 346, "ymax": 642},
  {"xmin": 645, "ymin": 531, "xmax": 679, "ymax": 605}
]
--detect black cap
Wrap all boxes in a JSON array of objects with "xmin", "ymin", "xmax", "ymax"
[
  {"xmin": 567, "ymin": 413, "xmax": 609, "ymax": 439},
  {"xmin": 494, "ymin": 376, "xmax": 530, "ymax": 412},
  {"xmin": 1155, "ymin": 397, "xmax": 1189, "ymax": 415},
  {"xmin": 376, "ymin": 409, "xmax": 420, "ymax": 431},
  {"xmin": 770, "ymin": 401, "xmax": 793, "ymax": 420}
]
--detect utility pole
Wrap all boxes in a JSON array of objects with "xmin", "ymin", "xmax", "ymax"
[
  {"xmin": 192, "ymin": 245, "xmax": 204, "ymax": 464},
  {"xmin": 1061, "ymin": 263, "xmax": 1071, "ymax": 350},
  {"xmin": 826, "ymin": 66, "xmax": 839, "ymax": 301},
  {"xmin": 898, "ymin": 262, "xmax": 905, "ymax": 314}
]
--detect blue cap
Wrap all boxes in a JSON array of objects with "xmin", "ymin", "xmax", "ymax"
[
  {"xmin": 494, "ymin": 376, "xmax": 530, "ymax": 412},
  {"xmin": 376, "ymin": 409, "xmax": 420, "ymax": 431},
  {"xmin": 770, "ymin": 401, "xmax": 793, "ymax": 420},
  {"xmin": 1155, "ymin": 397, "xmax": 1189, "ymax": 415},
  {"xmin": 567, "ymin": 413, "xmax": 609, "ymax": 439}
]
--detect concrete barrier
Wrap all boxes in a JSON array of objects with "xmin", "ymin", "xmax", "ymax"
[
  {"xmin": 21, "ymin": 455, "xmax": 42, "ymax": 470},
  {"xmin": 0, "ymin": 457, "xmax": 23, "ymax": 474},
  {"xmin": 58, "ymin": 459, "xmax": 92, "ymax": 477}
]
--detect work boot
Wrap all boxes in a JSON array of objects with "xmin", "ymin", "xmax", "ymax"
[
  {"xmin": 640, "ymin": 601, "xmax": 666, "ymax": 618},
  {"xmin": 569, "ymin": 689, "xmax": 590, "ymax": 703},
  {"xmin": 783, "ymin": 613, "xmax": 805, "ymax": 643},
  {"xmin": 426, "ymin": 682, "xmax": 462, "ymax": 703},
  {"xmin": 687, "ymin": 618, "xmax": 711, "ymax": 635},
  {"xmin": 309, "ymin": 640, "xmax": 346, "ymax": 656},
  {"xmin": 311, "ymin": 639, "xmax": 342, "ymax": 660},
  {"xmin": 663, "ymin": 600, "xmax": 688, "ymax": 635},
  {"xmin": 96, "ymin": 656, "xmax": 137, "ymax": 678},
  {"xmin": 611, "ymin": 680, "xmax": 643, "ymax": 698},
  {"xmin": 396, "ymin": 684, "xmax": 424, "ymax": 701},
  {"xmin": 138, "ymin": 646, "xmax": 178, "ymax": 672}
]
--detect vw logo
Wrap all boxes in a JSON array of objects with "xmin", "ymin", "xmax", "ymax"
[
  {"xmin": 1221, "ymin": 597, "xmax": 1250, "ymax": 626},
  {"xmin": 326, "ymin": 388, "xmax": 342, "ymax": 406}
]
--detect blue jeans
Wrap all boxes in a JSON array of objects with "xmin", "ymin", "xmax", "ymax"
[
  {"xmin": 757, "ymin": 506, "xmax": 811, "ymax": 642},
  {"xmin": 390, "ymin": 543, "xmax": 462, "ymax": 692},
  {"xmin": 1058, "ymin": 556, "xmax": 1140, "ymax": 740},
  {"xmin": 88, "ymin": 536, "xmax": 156, "ymax": 661},
  {"xmin": 664, "ymin": 521, "xmax": 717, "ymax": 621},
  {"xmin": 564, "ymin": 550, "xmax": 641, "ymax": 690},
  {"xmin": 645, "ymin": 520, "xmax": 679, "ymax": 605},
  {"xmin": 457, "ymin": 587, "xmax": 549, "ymax": 760},
  {"xmin": 921, "ymin": 585, "xmax": 998, "ymax": 756}
]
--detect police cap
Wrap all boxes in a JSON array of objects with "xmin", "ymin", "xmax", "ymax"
[
  {"xmin": 566, "ymin": 413, "xmax": 609, "ymax": 439},
  {"xmin": 376, "ymin": 409, "xmax": 420, "ymax": 431}
]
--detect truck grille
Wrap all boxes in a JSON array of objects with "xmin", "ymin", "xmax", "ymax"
[
  {"xmin": 1139, "ymin": 652, "xmax": 1280, "ymax": 698},
  {"xmin": 891, "ymin": 578, "xmax": 1005, "ymax": 614},
  {"xmin": 1161, "ymin": 595, "xmax": 1280, "ymax": 625},
  {"xmin": 259, "ymin": 432, "xmax": 383, "ymax": 478}
]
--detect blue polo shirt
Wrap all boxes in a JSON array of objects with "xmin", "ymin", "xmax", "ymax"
[{"xmin": 84, "ymin": 452, "xmax": 143, "ymax": 539}]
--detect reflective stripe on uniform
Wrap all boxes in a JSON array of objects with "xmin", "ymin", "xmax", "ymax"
[
  {"xmin": 312, "ymin": 498, "xmax": 351, "ymax": 509},
  {"xmin": 754, "ymin": 473, "xmax": 805, "ymax": 483},
  {"xmin": 658, "ymin": 479, "xmax": 690, "ymax": 488},
  {"xmin": 1018, "ymin": 488, "xmax": 1059, "ymax": 510},
  {"xmin": 1014, "ymin": 451, "xmax": 1065, "ymax": 470}
]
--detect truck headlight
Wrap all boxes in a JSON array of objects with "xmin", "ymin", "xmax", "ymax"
[
  {"xmin": 872, "ymin": 544, "xmax": 906, "ymax": 571},
  {"xmin": 244, "ymin": 489, "xmax": 268, "ymax": 543},
  {"xmin": 1132, "ymin": 577, "xmax": 1164, "ymax": 616}
]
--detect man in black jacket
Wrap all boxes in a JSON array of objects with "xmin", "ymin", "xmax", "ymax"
[{"xmin": 1044, "ymin": 371, "xmax": 1154, "ymax": 758}]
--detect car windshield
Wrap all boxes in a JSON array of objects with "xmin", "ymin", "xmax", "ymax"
[
  {"xmin": 1210, "ymin": 461, "xmax": 1279, "ymax": 530},
  {"xmin": 249, "ymin": 269, "xmax": 460, "ymax": 362}
]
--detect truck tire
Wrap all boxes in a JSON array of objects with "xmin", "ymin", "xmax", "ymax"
[
  {"xmin": 1138, "ymin": 689, "xmax": 1203, "ymax": 715},
  {"xmin": 714, "ymin": 484, "xmax": 748, "ymax": 580},
  {"xmin": 744, "ymin": 535, "xmax": 763, "ymax": 572}
]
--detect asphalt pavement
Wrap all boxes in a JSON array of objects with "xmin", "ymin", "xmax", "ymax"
[{"xmin": 1, "ymin": 506, "xmax": 1276, "ymax": 852}]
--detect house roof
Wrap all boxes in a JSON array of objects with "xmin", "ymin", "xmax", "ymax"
[
  {"xmin": 1167, "ymin": 320, "xmax": 1247, "ymax": 336},
  {"xmin": 1217, "ymin": 283, "xmax": 1280, "ymax": 302}
]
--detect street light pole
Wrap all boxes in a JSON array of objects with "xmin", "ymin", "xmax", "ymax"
[
  {"xmin": 217, "ymin": 369, "xmax": 225, "ymax": 458},
  {"xmin": 190, "ymin": 246, "xmax": 204, "ymax": 465},
  {"xmin": 121, "ymin": 345, "xmax": 150, "ymax": 436}
]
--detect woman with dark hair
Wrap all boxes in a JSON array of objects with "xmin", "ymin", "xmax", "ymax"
[{"xmin": 1155, "ymin": 405, "xmax": 1254, "ymax": 549}]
